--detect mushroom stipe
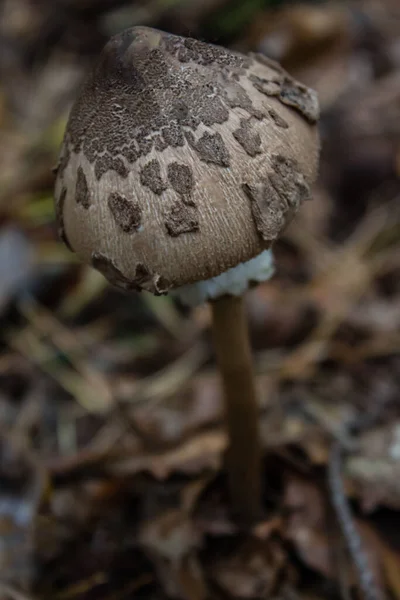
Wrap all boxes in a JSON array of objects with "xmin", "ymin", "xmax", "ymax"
[{"xmin": 54, "ymin": 26, "xmax": 320, "ymax": 525}]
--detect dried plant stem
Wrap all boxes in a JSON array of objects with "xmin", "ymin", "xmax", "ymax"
[
  {"xmin": 328, "ymin": 442, "xmax": 384, "ymax": 600},
  {"xmin": 211, "ymin": 294, "xmax": 262, "ymax": 526}
]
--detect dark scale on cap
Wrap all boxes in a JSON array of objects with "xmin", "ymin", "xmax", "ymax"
[
  {"xmin": 75, "ymin": 167, "xmax": 91, "ymax": 208},
  {"xmin": 186, "ymin": 131, "xmax": 231, "ymax": 167},
  {"xmin": 279, "ymin": 78, "xmax": 319, "ymax": 124},
  {"xmin": 165, "ymin": 201, "xmax": 199, "ymax": 237},
  {"xmin": 91, "ymin": 253, "xmax": 168, "ymax": 294},
  {"xmin": 94, "ymin": 156, "xmax": 129, "ymax": 180},
  {"xmin": 183, "ymin": 38, "xmax": 216, "ymax": 65},
  {"xmin": 222, "ymin": 85, "xmax": 264, "ymax": 120},
  {"xmin": 250, "ymin": 75, "xmax": 282, "ymax": 97},
  {"xmin": 162, "ymin": 123, "xmax": 185, "ymax": 148},
  {"xmin": 233, "ymin": 119, "xmax": 262, "ymax": 157},
  {"xmin": 270, "ymin": 154, "xmax": 310, "ymax": 208},
  {"xmin": 65, "ymin": 64, "xmax": 168, "ymax": 175},
  {"xmin": 85, "ymin": 136, "xmax": 103, "ymax": 162},
  {"xmin": 175, "ymin": 85, "xmax": 230, "ymax": 129},
  {"xmin": 141, "ymin": 49, "xmax": 173, "ymax": 88},
  {"xmin": 172, "ymin": 100, "xmax": 190, "ymax": 122},
  {"xmin": 108, "ymin": 193, "xmax": 142, "ymax": 233},
  {"xmin": 56, "ymin": 187, "xmax": 73, "ymax": 251},
  {"xmin": 199, "ymin": 94, "xmax": 229, "ymax": 127},
  {"xmin": 137, "ymin": 133, "xmax": 154, "ymax": 156},
  {"xmin": 250, "ymin": 72, "xmax": 319, "ymax": 124},
  {"xmin": 243, "ymin": 180, "xmax": 286, "ymax": 243},
  {"xmin": 125, "ymin": 146, "xmax": 140, "ymax": 163},
  {"xmin": 164, "ymin": 34, "xmax": 250, "ymax": 71},
  {"xmin": 243, "ymin": 155, "xmax": 310, "ymax": 243},
  {"xmin": 61, "ymin": 28, "xmax": 271, "ymax": 179},
  {"xmin": 164, "ymin": 36, "xmax": 211, "ymax": 65},
  {"xmin": 140, "ymin": 159, "xmax": 167, "ymax": 195},
  {"xmin": 167, "ymin": 163, "xmax": 195, "ymax": 196},
  {"xmin": 268, "ymin": 108, "xmax": 289, "ymax": 129},
  {"xmin": 134, "ymin": 263, "xmax": 170, "ymax": 295},
  {"xmin": 92, "ymin": 252, "xmax": 139, "ymax": 291}
]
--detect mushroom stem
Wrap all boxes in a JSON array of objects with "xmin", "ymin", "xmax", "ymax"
[{"xmin": 210, "ymin": 294, "xmax": 263, "ymax": 525}]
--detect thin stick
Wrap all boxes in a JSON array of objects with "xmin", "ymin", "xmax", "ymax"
[
  {"xmin": 211, "ymin": 294, "xmax": 262, "ymax": 525},
  {"xmin": 328, "ymin": 442, "xmax": 384, "ymax": 600}
]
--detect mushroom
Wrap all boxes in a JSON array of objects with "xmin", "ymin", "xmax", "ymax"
[{"xmin": 54, "ymin": 26, "xmax": 320, "ymax": 525}]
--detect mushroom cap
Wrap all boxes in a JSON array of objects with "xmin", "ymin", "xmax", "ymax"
[{"xmin": 54, "ymin": 26, "xmax": 320, "ymax": 294}]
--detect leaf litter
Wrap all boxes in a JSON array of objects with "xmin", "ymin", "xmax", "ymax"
[{"xmin": 0, "ymin": 0, "xmax": 400, "ymax": 599}]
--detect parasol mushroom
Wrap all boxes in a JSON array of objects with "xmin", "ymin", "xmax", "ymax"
[{"xmin": 54, "ymin": 26, "xmax": 320, "ymax": 525}]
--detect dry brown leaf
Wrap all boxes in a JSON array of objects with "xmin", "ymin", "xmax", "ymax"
[
  {"xmin": 111, "ymin": 430, "xmax": 225, "ymax": 479},
  {"xmin": 284, "ymin": 474, "xmax": 334, "ymax": 578},
  {"xmin": 346, "ymin": 423, "xmax": 400, "ymax": 511},
  {"xmin": 138, "ymin": 478, "xmax": 209, "ymax": 599},
  {"xmin": 209, "ymin": 537, "xmax": 287, "ymax": 599}
]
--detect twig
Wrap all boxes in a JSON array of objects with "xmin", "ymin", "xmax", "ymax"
[{"xmin": 328, "ymin": 442, "xmax": 385, "ymax": 600}]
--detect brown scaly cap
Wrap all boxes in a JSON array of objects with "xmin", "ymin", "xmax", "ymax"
[{"xmin": 54, "ymin": 26, "xmax": 320, "ymax": 295}]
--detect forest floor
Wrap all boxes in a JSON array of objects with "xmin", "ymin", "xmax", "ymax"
[{"xmin": 0, "ymin": 0, "xmax": 400, "ymax": 598}]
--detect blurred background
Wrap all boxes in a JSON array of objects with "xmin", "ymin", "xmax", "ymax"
[{"xmin": 0, "ymin": 0, "xmax": 400, "ymax": 598}]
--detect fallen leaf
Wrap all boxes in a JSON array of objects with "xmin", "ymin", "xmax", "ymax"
[
  {"xmin": 346, "ymin": 422, "xmax": 400, "ymax": 511},
  {"xmin": 209, "ymin": 536, "xmax": 287, "ymax": 599},
  {"xmin": 111, "ymin": 430, "xmax": 225, "ymax": 479},
  {"xmin": 138, "ymin": 478, "xmax": 209, "ymax": 599},
  {"xmin": 284, "ymin": 474, "xmax": 334, "ymax": 578}
]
